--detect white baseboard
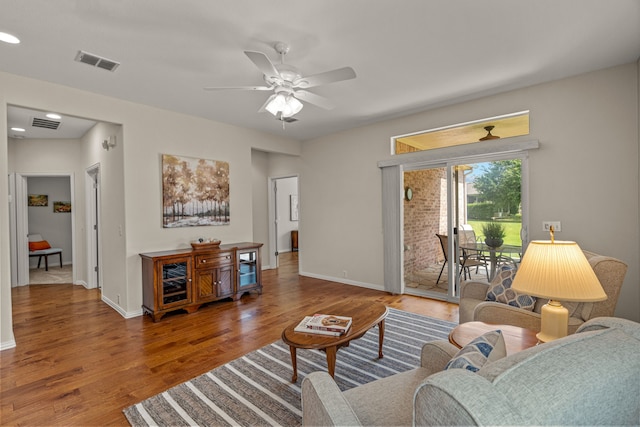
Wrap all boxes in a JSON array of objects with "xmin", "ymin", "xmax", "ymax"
[
  {"xmin": 0, "ymin": 339, "xmax": 17, "ymax": 351},
  {"xmin": 75, "ymin": 280, "xmax": 89, "ymax": 288},
  {"xmin": 101, "ymin": 295, "xmax": 143, "ymax": 319},
  {"xmin": 298, "ymin": 271, "xmax": 384, "ymax": 292},
  {"xmin": 125, "ymin": 308, "xmax": 144, "ymax": 318}
]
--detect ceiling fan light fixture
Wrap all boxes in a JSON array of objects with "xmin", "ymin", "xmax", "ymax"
[
  {"xmin": 283, "ymin": 95, "xmax": 303, "ymax": 117},
  {"xmin": 265, "ymin": 93, "xmax": 303, "ymax": 118},
  {"xmin": 205, "ymin": 43, "xmax": 354, "ymax": 119},
  {"xmin": 264, "ymin": 93, "xmax": 285, "ymax": 115}
]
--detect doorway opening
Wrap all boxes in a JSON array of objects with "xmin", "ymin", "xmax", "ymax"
[
  {"xmin": 268, "ymin": 175, "xmax": 299, "ymax": 269},
  {"xmin": 403, "ymin": 156, "xmax": 526, "ymax": 300},
  {"xmin": 28, "ymin": 175, "xmax": 73, "ymax": 285},
  {"xmin": 10, "ymin": 173, "xmax": 76, "ymax": 286}
]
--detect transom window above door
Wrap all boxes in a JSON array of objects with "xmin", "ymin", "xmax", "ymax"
[{"xmin": 393, "ymin": 111, "xmax": 529, "ymax": 155}]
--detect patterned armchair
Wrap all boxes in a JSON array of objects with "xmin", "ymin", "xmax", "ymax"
[{"xmin": 459, "ymin": 250, "xmax": 627, "ymax": 334}]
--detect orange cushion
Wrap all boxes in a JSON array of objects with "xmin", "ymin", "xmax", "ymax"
[{"xmin": 29, "ymin": 241, "xmax": 51, "ymax": 251}]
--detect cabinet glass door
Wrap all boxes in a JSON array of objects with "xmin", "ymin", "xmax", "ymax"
[
  {"xmin": 161, "ymin": 262, "xmax": 189, "ymax": 305},
  {"xmin": 238, "ymin": 250, "xmax": 257, "ymax": 288}
]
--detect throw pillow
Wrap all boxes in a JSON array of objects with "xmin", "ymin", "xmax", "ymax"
[
  {"xmin": 29, "ymin": 240, "xmax": 51, "ymax": 251},
  {"xmin": 485, "ymin": 265, "xmax": 537, "ymax": 311},
  {"xmin": 445, "ymin": 330, "xmax": 506, "ymax": 372}
]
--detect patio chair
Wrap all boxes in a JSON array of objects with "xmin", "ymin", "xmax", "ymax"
[
  {"xmin": 458, "ymin": 224, "xmax": 488, "ymax": 271},
  {"xmin": 459, "ymin": 224, "xmax": 479, "ymax": 245},
  {"xmin": 436, "ymin": 234, "xmax": 488, "ymax": 284}
]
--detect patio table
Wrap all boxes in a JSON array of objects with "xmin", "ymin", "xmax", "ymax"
[{"xmin": 459, "ymin": 242, "xmax": 521, "ymax": 281}]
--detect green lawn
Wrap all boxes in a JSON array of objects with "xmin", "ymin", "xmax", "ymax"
[{"xmin": 467, "ymin": 220, "xmax": 522, "ymax": 246}]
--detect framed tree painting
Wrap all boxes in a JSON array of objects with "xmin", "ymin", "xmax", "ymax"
[{"xmin": 162, "ymin": 154, "xmax": 230, "ymax": 228}]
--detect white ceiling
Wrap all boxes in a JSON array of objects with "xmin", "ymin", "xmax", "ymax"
[
  {"xmin": 2, "ymin": 0, "xmax": 639, "ymax": 141},
  {"xmin": 7, "ymin": 105, "xmax": 96, "ymax": 139}
]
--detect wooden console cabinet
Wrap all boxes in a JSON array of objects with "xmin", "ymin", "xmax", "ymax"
[{"xmin": 140, "ymin": 242, "xmax": 263, "ymax": 321}]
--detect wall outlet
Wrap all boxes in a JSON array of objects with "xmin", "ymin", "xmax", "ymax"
[
  {"xmin": 343, "ymin": 270, "xmax": 348, "ymax": 278},
  {"xmin": 543, "ymin": 221, "xmax": 562, "ymax": 232}
]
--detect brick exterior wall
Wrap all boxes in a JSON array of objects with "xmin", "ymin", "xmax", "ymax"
[{"xmin": 403, "ymin": 168, "xmax": 467, "ymax": 279}]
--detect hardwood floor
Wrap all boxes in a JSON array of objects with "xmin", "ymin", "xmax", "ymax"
[{"xmin": 1, "ymin": 252, "xmax": 458, "ymax": 426}]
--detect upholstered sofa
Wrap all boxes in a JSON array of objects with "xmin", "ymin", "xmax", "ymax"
[
  {"xmin": 459, "ymin": 250, "xmax": 627, "ymax": 334},
  {"xmin": 301, "ymin": 317, "xmax": 640, "ymax": 426}
]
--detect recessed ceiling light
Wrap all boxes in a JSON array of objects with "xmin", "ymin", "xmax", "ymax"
[
  {"xmin": 0, "ymin": 32, "xmax": 20, "ymax": 44},
  {"xmin": 46, "ymin": 113, "xmax": 62, "ymax": 120},
  {"xmin": 11, "ymin": 127, "xmax": 25, "ymax": 132}
]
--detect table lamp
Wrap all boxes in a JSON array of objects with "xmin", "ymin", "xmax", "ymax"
[{"xmin": 511, "ymin": 228, "xmax": 607, "ymax": 342}]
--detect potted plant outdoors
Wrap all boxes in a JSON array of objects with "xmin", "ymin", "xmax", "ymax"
[{"xmin": 482, "ymin": 222, "xmax": 506, "ymax": 248}]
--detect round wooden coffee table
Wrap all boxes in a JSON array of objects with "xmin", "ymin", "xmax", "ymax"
[
  {"xmin": 449, "ymin": 321, "xmax": 538, "ymax": 355},
  {"xmin": 282, "ymin": 301, "xmax": 388, "ymax": 382}
]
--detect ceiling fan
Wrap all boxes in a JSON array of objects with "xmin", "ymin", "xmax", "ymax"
[{"xmin": 204, "ymin": 42, "xmax": 356, "ymax": 120}]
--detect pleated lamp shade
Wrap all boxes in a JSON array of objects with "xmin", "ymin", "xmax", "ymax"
[{"xmin": 512, "ymin": 240, "xmax": 607, "ymax": 302}]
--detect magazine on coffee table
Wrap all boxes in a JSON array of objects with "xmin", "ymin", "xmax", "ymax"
[
  {"xmin": 293, "ymin": 316, "xmax": 344, "ymax": 336},
  {"xmin": 306, "ymin": 314, "xmax": 352, "ymax": 333}
]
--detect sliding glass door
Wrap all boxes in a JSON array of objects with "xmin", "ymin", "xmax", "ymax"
[{"xmin": 402, "ymin": 155, "xmax": 526, "ymax": 301}]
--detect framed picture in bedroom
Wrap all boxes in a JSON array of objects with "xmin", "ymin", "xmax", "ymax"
[
  {"xmin": 28, "ymin": 194, "xmax": 48, "ymax": 206},
  {"xmin": 162, "ymin": 153, "xmax": 230, "ymax": 228},
  {"xmin": 290, "ymin": 195, "xmax": 299, "ymax": 221},
  {"xmin": 53, "ymin": 201, "xmax": 72, "ymax": 212}
]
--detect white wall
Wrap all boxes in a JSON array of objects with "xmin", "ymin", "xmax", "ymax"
[
  {"xmin": 251, "ymin": 150, "xmax": 302, "ymax": 269},
  {"xmin": 0, "ymin": 71, "xmax": 300, "ymax": 348},
  {"xmin": 9, "ymin": 138, "xmax": 83, "ymax": 281},
  {"xmin": 81, "ymin": 122, "xmax": 126, "ymax": 306},
  {"xmin": 251, "ymin": 149, "xmax": 270, "ymax": 262},
  {"xmin": 275, "ymin": 176, "xmax": 298, "ymax": 252},
  {"xmin": 26, "ymin": 176, "xmax": 72, "ymax": 268},
  {"xmin": 300, "ymin": 62, "xmax": 640, "ymax": 322},
  {"xmin": 0, "ymin": 102, "xmax": 12, "ymax": 349},
  {"xmin": 1, "ymin": 62, "xmax": 638, "ymax": 350}
]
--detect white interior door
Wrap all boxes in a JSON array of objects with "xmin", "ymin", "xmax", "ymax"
[{"xmin": 86, "ymin": 165, "xmax": 101, "ymax": 289}]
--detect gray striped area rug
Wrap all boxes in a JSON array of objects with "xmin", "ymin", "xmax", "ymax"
[{"xmin": 123, "ymin": 308, "xmax": 455, "ymax": 426}]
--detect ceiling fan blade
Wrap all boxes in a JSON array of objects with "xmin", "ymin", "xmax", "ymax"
[
  {"xmin": 294, "ymin": 67, "xmax": 356, "ymax": 89},
  {"xmin": 294, "ymin": 90, "xmax": 335, "ymax": 110},
  {"xmin": 203, "ymin": 85, "xmax": 273, "ymax": 91},
  {"xmin": 244, "ymin": 51, "xmax": 280, "ymax": 80}
]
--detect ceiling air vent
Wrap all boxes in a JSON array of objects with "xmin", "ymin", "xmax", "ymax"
[
  {"xmin": 74, "ymin": 50, "xmax": 120, "ymax": 72},
  {"xmin": 31, "ymin": 117, "xmax": 60, "ymax": 130}
]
